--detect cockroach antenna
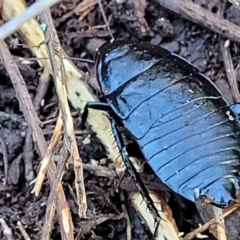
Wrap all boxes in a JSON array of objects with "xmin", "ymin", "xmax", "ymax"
[
  {"xmin": 97, "ymin": 0, "xmax": 115, "ymax": 43},
  {"xmin": 14, "ymin": 56, "xmax": 95, "ymax": 64}
]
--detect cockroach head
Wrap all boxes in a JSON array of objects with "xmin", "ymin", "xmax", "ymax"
[{"xmin": 94, "ymin": 40, "xmax": 171, "ymax": 96}]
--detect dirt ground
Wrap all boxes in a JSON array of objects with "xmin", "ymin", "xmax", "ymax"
[{"xmin": 1, "ymin": 0, "xmax": 240, "ymax": 239}]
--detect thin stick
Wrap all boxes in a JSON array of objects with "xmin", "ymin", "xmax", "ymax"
[
  {"xmin": 0, "ymin": 136, "xmax": 8, "ymax": 185},
  {"xmin": 0, "ymin": 0, "xmax": 59, "ymax": 40},
  {"xmin": 97, "ymin": 0, "xmax": 114, "ymax": 41},
  {"xmin": 120, "ymin": 191, "xmax": 132, "ymax": 240},
  {"xmin": 220, "ymin": 39, "xmax": 240, "ymax": 102},
  {"xmin": 17, "ymin": 221, "xmax": 31, "ymax": 240},
  {"xmin": 41, "ymin": 146, "xmax": 70, "ymax": 239},
  {"xmin": 23, "ymin": 129, "xmax": 34, "ymax": 181}
]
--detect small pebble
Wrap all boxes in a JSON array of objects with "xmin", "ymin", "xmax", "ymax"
[
  {"xmin": 40, "ymin": 23, "xmax": 47, "ymax": 32},
  {"xmin": 100, "ymin": 158, "xmax": 107, "ymax": 165},
  {"xmin": 224, "ymin": 39, "xmax": 230, "ymax": 48},
  {"xmin": 160, "ymin": 41, "xmax": 180, "ymax": 53},
  {"xmin": 82, "ymin": 137, "xmax": 91, "ymax": 145}
]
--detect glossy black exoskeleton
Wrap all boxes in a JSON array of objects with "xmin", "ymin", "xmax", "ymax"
[{"xmin": 81, "ymin": 40, "xmax": 240, "ymax": 209}]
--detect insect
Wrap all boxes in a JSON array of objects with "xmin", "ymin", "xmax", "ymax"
[{"xmin": 81, "ymin": 39, "xmax": 240, "ymax": 210}]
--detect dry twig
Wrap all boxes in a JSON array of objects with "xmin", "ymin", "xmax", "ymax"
[
  {"xmin": 17, "ymin": 221, "xmax": 31, "ymax": 240},
  {"xmin": 23, "ymin": 130, "xmax": 34, "ymax": 181},
  {"xmin": 38, "ymin": 7, "xmax": 87, "ymax": 217},
  {"xmin": 0, "ymin": 218, "xmax": 14, "ymax": 240},
  {"xmin": 41, "ymin": 146, "xmax": 70, "ymax": 239},
  {"xmin": 0, "ymin": 136, "xmax": 8, "ymax": 185},
  {"xmin": 120, "ymin": 190, "xmax": 132, "ymax": 240}
]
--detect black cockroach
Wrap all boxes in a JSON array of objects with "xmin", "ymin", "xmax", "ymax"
[
  {"xmin": 80, "ymin": 1, "xmax": 240, "ymax": 221},
  {"xmin": 81, "ymin": 39, "xmax": 240, "ymax": 210}
]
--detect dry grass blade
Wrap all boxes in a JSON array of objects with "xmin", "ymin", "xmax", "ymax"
[
  {"xmin": 0, "ymin": 136, "xmax": 8, "ymax": 185},
  {"xmin": 31, "ymin": 111, "xmax": 63, "ymax": 195},
  {"xmin": 219, "ymin": 39, "xmax": 240, "ymax": 102},
  {"xmin": 37, "ymin": 6, "xmax": 87, "ymax": 218},
  {"xmin": 0, "ymin": 40, "xmax": 74, "ymax": 239},
  {"xmin": 218, "ymin": 0, "xmax": 240, "ymax": 103}
]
